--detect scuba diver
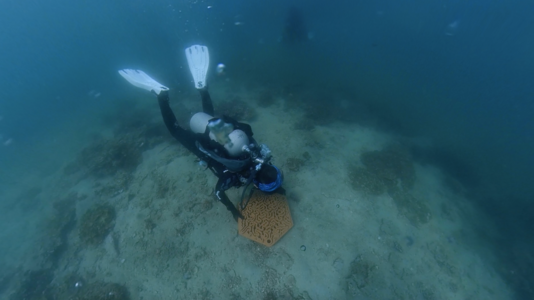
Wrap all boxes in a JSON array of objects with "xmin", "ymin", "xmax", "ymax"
[
  {"xmin": 118, "ymin": 45, "xmax": 284, "ymax": 221},
  {"xmin": 281, "ymin": 6, "xmax": 309, "ymax": 43}
]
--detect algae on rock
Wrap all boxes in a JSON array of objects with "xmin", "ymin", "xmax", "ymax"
[
  {"xmin": 349, "ymin": 144, "xmax": 416, "ymax": 195},
  {"xmin": 64, "ymin": 128, "xmax": 149, "ymax": 178},
  {"xmin": 79, "ymin": 204, "xmax": 116, "ymax": 245},
  {"xmin": 348, "ymin": 167, "xmax": 388, "ymax": 195},
  {"xmin": 79, "ymin": 135, "xmax": 143, "ymax": 177},
  {"xmin": 349, "ymin": 144, "xmax": 431, "ymax": 226}
]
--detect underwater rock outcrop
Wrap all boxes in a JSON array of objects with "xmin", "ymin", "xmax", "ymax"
[
  {"xmin": 80, "ymin": 135, "xmax": 143, "ymax": 177},
  {"xmin": 79, "ymin": 204, "xmax": 116, "ymax": 245},
  {"xmin": 217, "ymin": 97, "xmax": 257, "ymax": 121}
]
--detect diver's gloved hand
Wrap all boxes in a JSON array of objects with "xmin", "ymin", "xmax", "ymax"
[
  {"xmin": 216, "ymin": 189, "xmax": 244, "ymax": 222},
  {"xmin": 118, "ymin": 69, "xmax": 169, "ymax": 95},
  {"xmin": 231, "ymin": 208, "xmax": 244, "ymax": 222}
]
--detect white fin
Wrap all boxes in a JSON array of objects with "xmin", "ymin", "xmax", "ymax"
[
  {"xmin": 185, "ymin": 45, "xmax": 209, "ymax": 89},
  {"xmin": 118, "ymin": 69, "xmax": 169, "ymax": 95}
]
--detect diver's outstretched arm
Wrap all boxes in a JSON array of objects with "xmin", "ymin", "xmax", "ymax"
[{"xmin": 215, "ymin": 176, "xmax": 244, "ymax": 221}]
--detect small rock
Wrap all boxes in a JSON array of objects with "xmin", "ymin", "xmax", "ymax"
[{"xmin": 333, "ymin": 258, "xmax": 344, "ymax": 272}]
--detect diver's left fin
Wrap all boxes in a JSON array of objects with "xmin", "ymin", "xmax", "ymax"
[
  {"xmin": 185, "ymin": 45, "xmax": 209, "ymax": 89},
  {"xmin": 118, "ymin": 69, "xmax": 169, "ymax": 95}
]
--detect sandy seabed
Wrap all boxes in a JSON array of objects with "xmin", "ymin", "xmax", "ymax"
[{"xmin": 0, "ymin": 79, "xmax": 513, "ymax": 300}]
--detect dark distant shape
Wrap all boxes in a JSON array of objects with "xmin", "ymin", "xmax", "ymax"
[
  {"xmin": 410, "ymin": 145, "xmax": 479, "ymax": 188},
  {"xmin": 281, "ymin": 7, "xmax": 309, "ymax": 43}
]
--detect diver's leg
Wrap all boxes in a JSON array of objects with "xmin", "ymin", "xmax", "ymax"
[
  {"xmin": 117, "ymin": 69, "xmax": 202, "ymax": 156},
  {"xmin": 199, "ymin": 87, "xmax": 214, "ymax": 116},
  {"xmin": 185, "ymin": 45, "xmax": 213, "ymax": 115},
  {"xmin": 157, "ymin": 91, "xmax": 200, "ymax": 155}
]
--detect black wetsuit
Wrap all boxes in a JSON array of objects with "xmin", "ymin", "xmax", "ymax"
[{"xmin": 157, "ymin": 89, "xmax": 253, "ymax": 221}]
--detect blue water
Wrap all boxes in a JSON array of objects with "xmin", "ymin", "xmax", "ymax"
[{"xmin": 1, "ymin": 0, "xmax": 533, "ymax": 299}]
